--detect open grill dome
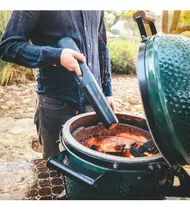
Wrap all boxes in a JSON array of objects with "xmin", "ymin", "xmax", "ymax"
[{"xmin": 134, "ymin": 11, "xmax": 190, "ymax": 166}]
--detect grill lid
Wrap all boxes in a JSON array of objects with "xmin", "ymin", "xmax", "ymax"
[{"xmin": 137, "ymin": 33, "xmax": 190, "ymax": 166}]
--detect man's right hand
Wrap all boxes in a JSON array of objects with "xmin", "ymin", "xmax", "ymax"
[{"xmin": 60, "ymin": 48, "xmax": 86, "ymax": 76}]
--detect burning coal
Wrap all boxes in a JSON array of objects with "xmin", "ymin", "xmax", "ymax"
[{"xmin": 82, "ymin": 133, "xmax": 158, "ymax": 158}]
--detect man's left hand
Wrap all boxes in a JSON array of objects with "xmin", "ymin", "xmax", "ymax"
[{"xmin": 106, "ymin": 96, "xmax": 116, "ymax": 112}]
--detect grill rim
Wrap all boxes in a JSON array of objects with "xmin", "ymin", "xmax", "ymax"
[{"xmin": 61, "ymin": 112, "xmax": 164, "ymax": 168}]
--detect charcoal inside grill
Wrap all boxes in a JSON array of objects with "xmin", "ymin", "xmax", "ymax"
[
  {"xmin": 90, "ymin": 144, "xmax": 99, "ymax": 151},
  {"xmin": 115, "ymin": 144, "xmax": 126, "ymax": 152},
  {"xmin": 90, "ymin": 144, "xmax": 125, "ymax": 156},
  {"xmin": 84, "ymin": 133, "xmax": 158, "ymax": 158},
  {"xmin": 89, "ymin": 141, "xmax": 126, "ymax": 156},
  {"xmin": 130, "ymin": 141, "xmax": 158, "ymax": 157},
  {"xmin": 139, "ymin": 140, "xmax": 158, "ymax": 154},
  {"xmin": 130, "ymin": 143, "xmax": 146, "ymax": 157}
]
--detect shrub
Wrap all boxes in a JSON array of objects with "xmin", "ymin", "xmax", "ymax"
[
  {"xmin": 0, "ymin": 11, "xmax": 35, "ymax": 86},
  {"xmin": 108, "ymin": 39, "xmax": 139, "ymax": 75},
  {"xmin": 0, "ymin": 63, "xmax": 35, "ymax": 86},
  {"xmin": 0, "ymin": 60, "xmax": 8, "ymax": 71},
  {"xmin": 0, "ymin": 11, "xmax": 13, "ymax": 78}
]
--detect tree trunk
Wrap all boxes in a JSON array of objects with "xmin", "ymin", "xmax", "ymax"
[
  {"xmin": 162, "ymin": 11, "xmax": 169, "ymax": 34},
  {"xmin": 169, "ymin": 10, "xmax": 181, "ymax": 34},
  {"xmin": 176, "ymin": 26, "xmax": 190, "ymax": 34}
]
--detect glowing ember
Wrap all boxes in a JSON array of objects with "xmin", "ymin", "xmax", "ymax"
[{"xmin": 81, "ymin": 132, "xmax": 158, "ymax": 158}]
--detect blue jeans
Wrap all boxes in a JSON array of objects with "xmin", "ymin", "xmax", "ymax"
[{"xmin": 34, "ymin": 94, "xmax": 94, "ymax": 159}]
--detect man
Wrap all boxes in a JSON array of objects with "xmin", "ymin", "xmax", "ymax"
[{"xmin": 0, "ymin": 11, "xmax": 115, "ymax": 160}]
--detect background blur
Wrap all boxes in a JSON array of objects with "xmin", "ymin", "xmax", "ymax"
[{"xmin": 0, "ymin": 10, "xmax": 190, "ymax": 86}]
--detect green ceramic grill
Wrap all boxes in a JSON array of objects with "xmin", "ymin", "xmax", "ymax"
[
  {"xmin": 134, "ymin": 11, "xmax": 190, "ymax": 166},
  {"xmin": 48, "ymin": 113, "xmax": 169, "ymax": 200}
]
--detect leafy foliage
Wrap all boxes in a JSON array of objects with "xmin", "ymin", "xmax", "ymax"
[
  {"xmin": 0, "ymin": 11, "xmax": 12, "ymax": 37},
  {"xmin": 162, "ymin": 10, "xmax": 190, "ymax": 35},
  {"xmin": 105, "ymin": 10, "xmax": 138, "ymax": 33},
  {"xmin": 0, "ymin": 11, "xmax": 12, "ymax": 72},
  {"xmin": 0, "ymin": 11, "xmax": 35, "ymax": 85},
  {"xmin": 0, "ymin": 60, "xmax": 7, "ymax": 71},
  {"xmin": 180, "ymin": 11, "xmax": 190, "ymax": 25},
  {"xmin": 108, "ymin": 39, "xmax": 139, "ymax": 75},
  {"xmin": 0, "ymin": 63, "xmax": 35, "ymax": 86}
]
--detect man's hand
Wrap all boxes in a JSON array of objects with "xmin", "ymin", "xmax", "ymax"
[
  {"xmin": 60, "ymin": 48, "xmax": 86, "ymax": 76},
  {"xmin": 106, "ymin": 96, "xmax": 116, "ymax": 112}
]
